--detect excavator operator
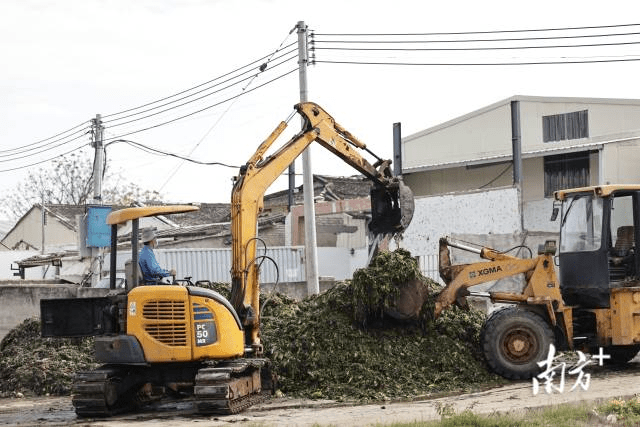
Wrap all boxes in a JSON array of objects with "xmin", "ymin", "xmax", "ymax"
[{"xmin": 139, "ymin": 228, "xmax": 176, "ymax": 284}]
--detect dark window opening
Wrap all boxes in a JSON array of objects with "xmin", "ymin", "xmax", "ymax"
[
  {"xmin": 544, "ymin": 152, "xmax": 590, "ymax": 197},
  {"xmin": 543, "ymin": 110, "xmax": 589, "ymax": 142}
]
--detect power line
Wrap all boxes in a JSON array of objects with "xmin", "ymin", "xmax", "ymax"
[
  {"xmin": 315, "ymin": 23, "xmax": 640, "ymax": 36},
  {"xmin": 0, "ymin": 144, "xmax": 88, "ymax": 173},
  {"xmin": 0, "ymin": 42, "xmax": 298, "ymax": 173},
  {"xmin": 105, "ymin": 51, "xmax": 297, "ymax": 128},
  {"xmin": 108, "ymin": 139, "xmax": 240, "ymax": 168},
  {"xmin": 0, "ymin": 128, "xmax": 91, "ymax": 160},
  {"xmin": 103, "ymin": 41, "xmax": 297, "ymax": 120},
  {"xmin": 315, "ymin": 57, "xmax": 640, "ymax": 66},
  {"xmin": 313, "ymin": 40, "xmax": 640, "ymax": 52},
  {"xmin": 313, "ymin": 30, "xmax": 640, "ymax": 44},
  {"xmin": 0, "ymin": 121, "xmax": 90, "ymax": 155},
  {"xmin": 103, "ymin": 67, "xmax": 299, "ymax": 142},
  {"xmin": 158, "ymin": 29, "xmax": 297, "ymax": 192}
]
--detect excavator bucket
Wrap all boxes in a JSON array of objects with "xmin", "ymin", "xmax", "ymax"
[{"xmin": 369, "ymin": 179, "xmax": 414, "ymax": 235}]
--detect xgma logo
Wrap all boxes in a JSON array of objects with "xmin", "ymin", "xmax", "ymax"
[{"xmin": 469, "ymin": 265, "xmax": 503, "ymax": 279}]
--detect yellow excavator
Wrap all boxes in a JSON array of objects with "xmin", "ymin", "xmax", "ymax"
[
  {"xmin": 436, "ymin": 185, "xmax": 640, "ymax": 379},
  {"xmin": 40, "ymin": 102, "xmax": 414, "ymax": 416}
]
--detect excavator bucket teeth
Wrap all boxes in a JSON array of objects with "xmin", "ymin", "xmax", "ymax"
[{"xmin": 369, "ymin": 179, "xmax": 414, "ymax": 235}]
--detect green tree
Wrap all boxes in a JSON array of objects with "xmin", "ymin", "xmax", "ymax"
[{"xmin": 0, "ymin": 152, "xmax": 162, "ymax": 220}]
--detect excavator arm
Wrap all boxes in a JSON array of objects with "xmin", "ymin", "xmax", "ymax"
[{"xmin": 229, "ymin": 102, "xmax": 414, "ymax": 350}]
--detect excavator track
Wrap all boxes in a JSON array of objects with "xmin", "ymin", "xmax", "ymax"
[
  {"xmin": 72, "ymin": 366, "xmax": 136, "ymax": 417},
  {"xmin": 194, "ymin": 358, "xmax": 267, "ymax": 415}
]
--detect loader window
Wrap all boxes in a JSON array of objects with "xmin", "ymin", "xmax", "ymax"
[
  {"xmin": 560, "ymin": 195, "xmax": 603, "ymax": 253},
  {"xmin": 610, "ymin": 195, "xmax": 634, "ymax": 251}
]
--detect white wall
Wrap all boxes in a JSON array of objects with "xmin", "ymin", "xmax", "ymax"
[
  {"xmin": 400, "ymin": 187, "xmax": 521, "ymax": 257},
  {"xmin": 601, "ymin": 139, "xmax": 640, "ymax": 184},
  {"xmin": 2, "ymin": 210, "xmax": 76, "ymax": 251},
  {"xmin": 523, "ymin": 199, "xmax": 558, "ymax": 233}
]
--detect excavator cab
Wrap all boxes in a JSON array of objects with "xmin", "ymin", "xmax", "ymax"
[{"xmin": 555, "ymin": 185, "xmax": 640, "ymax": 308}]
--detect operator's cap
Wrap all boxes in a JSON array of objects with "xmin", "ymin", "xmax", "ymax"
[{"xmin": 141, "ymin": 228, "xmax": 157, "ymax": 243}]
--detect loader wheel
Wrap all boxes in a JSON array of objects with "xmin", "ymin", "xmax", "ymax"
[{"xmin": 481, "ymin": 307, "xmax": 554, "ymax": 380}]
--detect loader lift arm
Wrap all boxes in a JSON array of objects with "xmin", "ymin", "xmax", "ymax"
[
  {"xmin": 229, "ymin": 102, "xmax": 414, "ymax": 351},
  {"xmin": 436, "ymin": 237, "xmax": 574, "ymax": 348}
]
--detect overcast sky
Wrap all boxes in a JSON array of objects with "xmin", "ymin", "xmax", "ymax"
[{"xmin": 2, "ymin": 0, "xmax": 640, "ymax": 212}]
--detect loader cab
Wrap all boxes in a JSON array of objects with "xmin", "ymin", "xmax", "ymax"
[{"xmin": 555, "ymin": 185, "xmax": 640, "ymax": 308}]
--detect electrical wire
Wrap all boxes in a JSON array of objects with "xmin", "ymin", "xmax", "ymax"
[
  {"xmin": 103, "ymin": 48, "xmax": 297, "ymax": 126},
  {"xmin": 102, "ymin": 41, "xmax": 297, "ymax": 120},
  {"xmin": 0, "ymin": 125, "xmax": 91, "ymax": 159},
  {"xmin": 0, "ymin": 144, "xmax": 89, "ymax": 173},
  {"xmin": 103, "ymin": 67, "xmax": 299, "ymax": 142},
  {"xmin": 0, "ymin": 131, "xmax": 91, "ymax": 162},
  {"xmin": 315, "ymin": 23, "xmax": 640, "ymax": 37},
  {"xmin": 0, "ymin": 39, "xmax": 298, "ymax": 172},
  {"xmin": 314, "ymin": 40, "xmax": 640, "ymax": 52},
  {"xmin": 105, "ymin": 52, "xmax": 298, "ymax": 128},
  {"xmin": 0, "ymin": 120, "xmax": 90, "ymax": 155},
  {"xmin": 315, "ymin": 57, "xmax": 640, "ymax": 66},
  {"xmin": 108, "ymin": 139, "xmax": 241, "ymax": 168},
  {"xmin": 479, "ymin": 164, "xmax": 512, "ymax": 189},
  {"xmin": 313, "ymin": 24, "xmax": 640, "ymax": 67},
  {"xmin": 158, "ymin": 30, "xmax": 297, "ymax": 192},
  {"xmin": 313, "ymin": 31, "xmax": 640, "ymax": 44}
]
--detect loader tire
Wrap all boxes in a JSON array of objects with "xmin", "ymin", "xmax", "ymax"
[{"xmin": 481, "ymin": 307, "xmax": 554, "ymax": 380}]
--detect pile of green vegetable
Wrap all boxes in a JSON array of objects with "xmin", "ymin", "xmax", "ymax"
[
  {"xmin": 261, "ymin": 248, "xmax": 502, "ymax": 401},
  {"xmin": 0, "ymin": 318, "xmax": 98, "ymax": 397},
  {"xmin": 0, "ymin": 249, "xmax": 502, "ymax": 400}
]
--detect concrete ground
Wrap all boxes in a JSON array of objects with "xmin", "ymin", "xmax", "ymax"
[{"xmin": 1, "ymin": 364, "xmax": 639, "ymax": 426}]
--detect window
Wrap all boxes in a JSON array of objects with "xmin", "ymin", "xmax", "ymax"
[
  {"xmin": 543, "ymin": 110, "xmax": 589, "ymax": 142},
  {"xmin": 560, "ymin": 194, "xmax": 602, "ymax": 253},
  {"xmin": 544, "ymin": 152, "xmax": 590, "ymax": 197}
]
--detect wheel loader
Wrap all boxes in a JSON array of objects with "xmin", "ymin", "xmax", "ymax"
[
  {"xmin": 436, "ymin": 184, "xmax": 640, "ymax": 379},
  {"xmin": 39, "ymin": 102, "xmax": 414, "ymax": 416}
]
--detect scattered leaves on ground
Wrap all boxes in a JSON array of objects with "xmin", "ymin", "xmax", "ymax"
[{"xmin": 0, "ymin": 318, "xmax": 98, "ymax": 397}]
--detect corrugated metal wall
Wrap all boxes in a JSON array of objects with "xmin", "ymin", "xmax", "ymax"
[
  {"xmin": 418, "ymin": 254, "xmax": 442, "ymax": 284},
  {"xmin": 156, "ymin": 248, "xmax": 233, "ymax": 283},
  {"xmin": 106, "ymin": 247, "xmax": 307, "ymax": 284}
]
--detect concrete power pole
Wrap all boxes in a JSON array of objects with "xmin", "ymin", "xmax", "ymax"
[
  {"xmin": 90, "ymin": 114, "xmax": 104, "ymax": 287},
  {"xmin": 92, "ymin": 114, "xmax": 104, "ymax": 203},
  {"xmin": 297, "ymin": 21, "xmax": 320, "ymax": 295}
]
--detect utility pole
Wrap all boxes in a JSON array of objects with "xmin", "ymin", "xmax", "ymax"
[
  {"xmin": 92, "ymin": 114, "xmax": 104, "ymax": 203},
  {"xmin": 90, "ymin": 114, "xmax": 104, "ymax": 287},
  {"xmin": 297, "ymin": 21, "xmax": 320, "ymax": 295},
  {"xmin": 41, "ymin": 192, "xmax": 46, "ymax": 278},
  {"xmin": 41, "ymin": 192, "xmax": 45, "ymax": 255}
]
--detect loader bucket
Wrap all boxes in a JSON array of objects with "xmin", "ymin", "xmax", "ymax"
[{"xmin": 369, "ymin": 179, "xmax": 414, "ymax": 235}]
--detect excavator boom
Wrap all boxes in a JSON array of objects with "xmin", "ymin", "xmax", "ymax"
[{"xmin": 230, "ymin": 102, "xmax": 414, "ymax": 349}]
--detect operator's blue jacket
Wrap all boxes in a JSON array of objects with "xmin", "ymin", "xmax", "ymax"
[{"xmin": 139, "ymin": 245, "xmax": 170, "ymax": 283}]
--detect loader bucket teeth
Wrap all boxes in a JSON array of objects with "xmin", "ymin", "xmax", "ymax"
[{"xmin": 369, "ymin": 179, "xmax": 414, "ymax": 235}]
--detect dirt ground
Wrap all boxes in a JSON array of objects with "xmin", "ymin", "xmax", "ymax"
[{"xmin": 2, "ymin": 363, "xmax": 640, "ymax": 426}]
